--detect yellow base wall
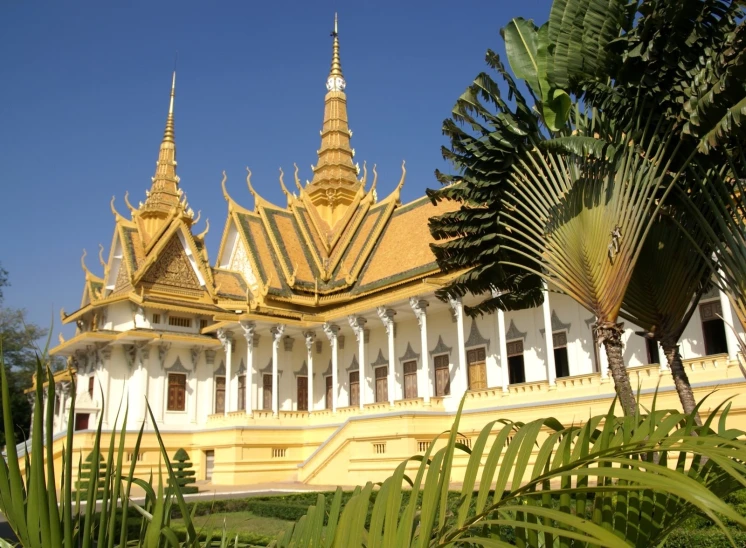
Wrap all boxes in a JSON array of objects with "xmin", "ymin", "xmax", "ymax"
[{"xmin": 37, "ymin": 355, "xmax": 746, "ymax": 490}]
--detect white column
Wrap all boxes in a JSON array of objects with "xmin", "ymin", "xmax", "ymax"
[
  {"xmin": 217, "ymin": 328, "xmax": 233, "ymax": 415},
  {"xmin": 139, "ymin": 346, "xmax": 150, "ymax": 425},
  {"xmin": 658, "ymin": 342, "xmax": 667, "ymax": 372},
  {"xmin": 348, "ymin": 316, "xmax": 367, "ymax": 409},
  {"xmin": 240, "ymin": 321, "xmax": 256, "ymax": 415},
  {"xmin": 497, "ymin": 309, "xmax": 510, "ymax": 392},
  {"xmin": 448, "ymin": 297, "xmax": 468, "ymax": 397},
  {"xmin": 410, "ymin": 298, "xmax": 431, "ymax": 404},
  {"xmin": 304, "ymin": 332, "xmax": 315, "ymax": 412},
  {"xmin": 270, "ymin": 325, "xmax": 285, "ymax": 417},
  {"xmin": 42, "ymin": 393, "xmax": 49, "ymax": 439},
  {"xmin": 719, "ymin": 289, "xmax": 740, "ymax": 361},
  {"xmin": 377, "ymin": 307, "xmax": 397, "ymax": 406},
  {"xmin": 323, "ymin": 323, "xmax": 340, "ymax": 413},
  {"xmin": 542, "ymin": 283, "xmax": 556, "ymax": 387}
]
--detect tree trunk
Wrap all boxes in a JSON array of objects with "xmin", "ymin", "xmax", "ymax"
[
  {"xmin": 662, "ymin": 343, "xmax": 702, "ymax": 426},
  {"xmin": 599, "ymin": 324, "xmax": 637, "ymax": 416}
]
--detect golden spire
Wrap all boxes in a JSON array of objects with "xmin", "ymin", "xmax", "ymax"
[
  {"xmin": 306, "ymin": 14, "xmax": 362, "ymax": 228},
  {"xmin": 142, "ymin": 71, "xmax": 181, "ymax": 214},
  {"xmin": 329, "ymin": 13, "xmax": 343, "ymax": 81}
]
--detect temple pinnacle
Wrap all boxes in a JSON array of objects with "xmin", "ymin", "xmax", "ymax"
[
  {"xmin": 163, "ymin": 71, "xmax": 176, "ymax": 144},
  {"xmin": 327, "ymin": 13, "xmax": 345, "ymax": 90}
]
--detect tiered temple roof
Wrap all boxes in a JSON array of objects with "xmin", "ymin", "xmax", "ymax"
[{"xmin": 56, "ymin": 16, "xmax": 460, "ymax": 346}]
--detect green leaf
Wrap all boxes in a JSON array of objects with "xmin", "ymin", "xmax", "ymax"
[{"xmin": 501, "ymin": 18, "xmax": 541, "ymax": 98}]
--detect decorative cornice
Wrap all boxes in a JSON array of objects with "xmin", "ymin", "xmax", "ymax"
[
  {"xmin": 539, "ymin": 310, "xmax": 572, "ymax": 337},
  {"xmin": 410, "ymin": 297, "xmax": 429, "ymax": 327},
  {"xmin": 465, "ymin": 319, "xmax": 490, "ymax": 351},
  {"xmin": 239, "ymin": 320, "xmax": 256, "ymax": 345},
  {"xmin": 398, "ymin": 342, "xmax": 420, "ymax": 364},
  {"xmin": 505, "ymin": 319, "xmax": 527, "ymax": 341},
  {"xmin": 216, "ymin": 327, "xmax": 233, "ymax": 350},
  {"xmin": 371, "ymin": 348, "xmax": 388, "ymax": 367},
  {"xmin": 348, "ymin": 315, "xmax": 367, "ymax": 342},
  {"xmin": 376, "ymin": 306, "xmax": 396, "ymax": 334},
  {"xmin": 214, "ymin": 359, "xmax": 226, "ymax": 376},
  {"xmin": 322, "ymin": 359, "xmax": 332, "ymax": 376},
  {"xmin": 157, "ymin": 342, "xmax": 171, "ymax": 369},
  {"xmin": 271, "ymin": 324, "xmax": 286, "ymax": 342},
  {"xmin": 346, "ymin": 354, "xmax": 359, "ymax": 372},
  {"xmin": 304, "ymin": 331, "xmax": 316, "ymax": 351},
  {"xmin": 323, "ymin": 322, "xmax": 340, "ymax": 342},
  {"xmin": 190, "ymin": 347, "xmax": 201, "ymax": 368},
  {"xmin": 429, "ymin": 335, "xmax": 453, "ymax": 357},
  {"xmin": 236, "ymin": 357, "xmax": 246, "ymax": 375}
]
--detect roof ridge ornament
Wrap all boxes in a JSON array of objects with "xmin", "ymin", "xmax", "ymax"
[{"xmin": 293, "ymin": 163, "xmax": 303, "ymax": 193}]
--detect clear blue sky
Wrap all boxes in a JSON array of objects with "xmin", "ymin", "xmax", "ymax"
[{"xmin": 0, "ymin": 0, "xmax": 552, "ymax": 342}]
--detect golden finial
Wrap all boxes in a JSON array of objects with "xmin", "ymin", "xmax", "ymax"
[
  {"xmin": 328, "ymin": 13, "xmax": 344, "ymax": 84},
  {"xmin": 58, "ymin": 333, "xmax": 65, "ymax": 345},
  {"xmin": 245, "ymin": 167, "xmax": 257, "ymax": 198},
  {"xmin": 196, "ymin": 219, "xmax": 210, "ymax": 240},
  {"xmin": 293, "ymin": 163, "xmax": 303, "ymax": 193},
  {"xmin": 370, "ymin": 164, "xmax": 378, "ymax": 193},
  {"xmin": 396, "ymin": 160, "xmax": 407, "ymax": 192},
  {"xmin": 123, "ymin": 191, "xmax": 136, "ymax": 214},
  {"xmin": 80, "ymin": 249, "xmax": 91, "ymax": 276},
  {"xmin": 193, "ymin": 210, "xmax": 201, "ymax": 224},
  {"xmin": 360, "ymin": 161, "xmax": 367, "ymax": 186},
  {"xmin": 98, "ymin": 244, "xmax": 106, "ymax": 269},
  {"xmin": 279, "ymin": 167, "xmax": 291, "ymax": 199},
  {"xmin": 60, "ymin": 308, "xmax": 67, "ymax": 322},
  {"xmin": 220, "ymin": 171, "xmax": 231, "ymax": 202},
  {"xmin": 163, "ymin": 70, "xmax": 176, "ymax": 144},
  {"xmin": 110, "ymin": 195, "xmax": 125, "ymax": 221}
]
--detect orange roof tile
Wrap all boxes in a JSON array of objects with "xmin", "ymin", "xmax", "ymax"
[
  {"xmin": 213, "ymin": 269, "xmax": 248, "ymax": 299},
  {"xmin": 354, "ymin": 197, "xmax": 460, "ymax": 292}
]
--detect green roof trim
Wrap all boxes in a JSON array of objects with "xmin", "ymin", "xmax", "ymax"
[{"xmin": 235, "ymin": 213, "xmax": 292, "ymax": 298}]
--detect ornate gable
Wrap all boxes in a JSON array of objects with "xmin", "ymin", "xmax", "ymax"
[{"xmin": 141, "ymin": 235, "xmax": 202, "ymax": 291}]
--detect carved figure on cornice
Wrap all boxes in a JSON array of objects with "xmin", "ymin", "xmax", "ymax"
[
  {"xmin": 216, "ymin": 328, "xmax": 233, "ymax": 351},
  {"xmin": 304, "ymin": 331, "xmax": 316, "ymax": 350},
  {"xmin": 123, "ymin": 344, "xmax": 137, "ymax": 369},
  {"xmin": 348, "ymin": 316, "xmax": 367, "ymax": 341},
  {"xmin": 239, "ymin": 320, "xmax": 256, "ymax": 346},
  {"xmin": 322, "ymin": 322, "xmax": 339, "ymax": 342},
  {"xmin": 271, "ymin": 325, "xmax": 286, "ymax": 342},
  {"xmin": 157, "ymin": 343, "xmax": 171, "ymax": 369},
  {"xmin": 376, "ymin": 307, "xmax": 396, "ymax": 334},
  {"xmin": 101, "ymin": 346, "xmax": 112, "ymax": 362},
  {"xmin": 190, "ymin": 347, "xmax": 202, "ymax": 368},
  {"xmin": 409, "ymin": 297, "xmax": 429, "ymax": 327}
]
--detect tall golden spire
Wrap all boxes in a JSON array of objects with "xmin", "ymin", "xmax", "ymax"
[
  {"xmin": 142, "ymin": 71, "xmax": 181, "ymax": 214},
  {"xmin": 306, "ymin": 14, "xmax": 362, "ymax": 228}
]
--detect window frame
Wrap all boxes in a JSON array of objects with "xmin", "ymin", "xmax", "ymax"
[
  {"xmin": 433, "ymin": 353, "xmax": 451, "ymax": 397},
  {"xmin": 166, "ymin": 372, "xmax": 187, "ymax": 412}
]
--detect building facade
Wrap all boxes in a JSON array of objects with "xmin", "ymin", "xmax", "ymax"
[{"xmin": 35, "ymin": 19, "xmax": 746, "ymax": 487}]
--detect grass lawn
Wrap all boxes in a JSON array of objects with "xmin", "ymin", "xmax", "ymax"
[{"xmin": 172, "ymin": 511, "xmax": 293, "ymax": 545}]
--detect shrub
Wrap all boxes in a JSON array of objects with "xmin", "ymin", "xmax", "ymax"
[
  {"xmin": 74, "ymin": 451, "xmax": 106, "ymax": 500},
  {"xmin": 168, "ymin": 447, "xmax": 198, "ymax": 495}
]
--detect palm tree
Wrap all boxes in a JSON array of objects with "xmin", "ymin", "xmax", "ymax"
[{"xmin": 619, "ymin": 210, "xmax": 713, "ymax": 424}]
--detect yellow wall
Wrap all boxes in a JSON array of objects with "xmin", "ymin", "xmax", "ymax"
[{"xmin": 36, "ymin": 354, "xmax": 746, "ymax": 490}]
